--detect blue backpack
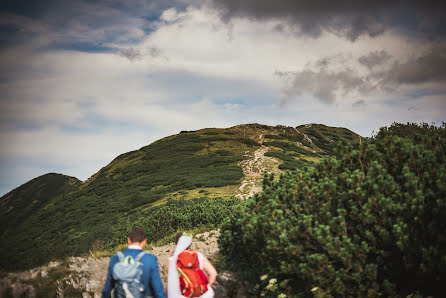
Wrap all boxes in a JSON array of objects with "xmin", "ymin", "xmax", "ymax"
[{"xmin": 112, "ymin": 251, "xmax": 146, "ymax": 298}]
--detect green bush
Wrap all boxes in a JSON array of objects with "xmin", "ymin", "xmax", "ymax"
[
  {"xmin": 290, "ymin": 134, "xmax": 313, "ymax": 149},
  {"xmin": 265, "ymin": 134, "xmax": 285, "ymax": 140},
  {"xmin": 265, "ymin": 151, "xmax": 314, "ymax": 171},
  {"xmin": 105, "ymin": 197, "xmax": 239, "ymax": 249},
  {"xmin": 219, "ymin": 122, "xmax": 446, "ymax": 297},
  {"xmin": 263, "ymin": 141, "xmax": 319, "ymax": 157},
  {"xmin": 237, "ymin": 138, "xmax": 260, "ymax": 146}
]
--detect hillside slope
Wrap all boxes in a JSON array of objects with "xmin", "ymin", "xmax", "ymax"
[
  {"xmin": 0, "ymin": 173, "xmax": 81, "ymax": 236},
  {"xmin": 0, "ymin": 123, "xmax": 360, "ymax": 270}
]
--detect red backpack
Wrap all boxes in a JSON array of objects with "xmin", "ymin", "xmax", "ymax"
[{"xmin": 176, "ymin": 250, "xmax": 209, "ymax": 297}]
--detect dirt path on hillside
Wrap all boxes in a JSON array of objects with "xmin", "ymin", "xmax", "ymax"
[{"xmin": 236, "ymin": 136, "xmax": 281, "ymax": 199}]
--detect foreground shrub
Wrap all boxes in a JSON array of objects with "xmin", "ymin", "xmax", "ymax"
[
  {"xmin": 219, "ymin": 122, "xmax": 446, "ymax": 297},
  {"xmin": 105, "ymin": 197, "xmax": 239, "ymax": 249}
]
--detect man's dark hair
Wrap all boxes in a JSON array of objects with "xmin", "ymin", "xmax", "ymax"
[{"xmin": 129, "ymin": 227, "xmax": 146, "ymax": 243}]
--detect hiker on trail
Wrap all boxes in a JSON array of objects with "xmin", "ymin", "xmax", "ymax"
[
  {"xmin": 102, "ymin": 227, "xmax": 165, "ymax": 298},
  {"xmin": 167, "ymin": 233, "xmax": 217, "ymax": 297}
]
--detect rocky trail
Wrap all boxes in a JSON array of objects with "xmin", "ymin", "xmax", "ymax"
[
  {"xmin": 0, "ymin": 231, "xmax": 245, "ymax": 298},
  {"xmin": 236, "ymin": 135, "xmax": 281, "ymax": 199}
]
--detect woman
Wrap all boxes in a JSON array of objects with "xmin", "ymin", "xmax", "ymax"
[{"xmin": 167, "ymin": 233, "xmax": 217, "ymax": 297}]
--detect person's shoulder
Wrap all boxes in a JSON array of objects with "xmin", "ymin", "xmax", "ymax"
[
  {"xmin": 141, "ymin": 252, "xmax": 158, "ymax": 263},
  {"xmin": 108, "ymin": 252, "xmax": 120, "ymax": 265},
  {"xmin": 111, "ymin": 251, "xmax": 122, "ymax": 258}
]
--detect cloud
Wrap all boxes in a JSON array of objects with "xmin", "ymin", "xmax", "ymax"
[
  {"xmin": 358, "ymin": 50, "xmax": 392, "ymax": 69},
  {"xmin": 276, "ymin": 42, "xmax": 446, "ymax": 104},
  {"xmin": 119, "ymin": 46, "xmax": 161, "ymax": 61},
  {"xmin": 275, "ymin": 68, "xmax": 366, "ymax": 104},
  {"xmin": 0, "ymin": 0, "xmax": 182, "ymax": 52},
  {"xmin": 210, "ymin": 0, "xmax": 446, "ymax": 41},
  {"xmin": 386, "ymin": 47, "xmax": 446, "ymax": 85},
  {"xmin": 119, "ymin": 47, "xmax": 145, "ymax": 60},
  {"xmin": 352, "ymin": 99, "xmax": 367, "ymax": 108},
  {"xmin": 275, "ymin": 53, "xmax": 382, "ymax": 104}
]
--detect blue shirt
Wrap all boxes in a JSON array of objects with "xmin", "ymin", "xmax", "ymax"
[{"xmin": 102, "ymin": 248, "xmax": 166, "ymax": 298}]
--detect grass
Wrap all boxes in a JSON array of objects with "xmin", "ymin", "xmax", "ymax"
[
  {"xmin": 136, "ymin": 185, "xmax": 239, "ymax": 210},
  {"xmin": 163, "ymin": 185, "xmax": 239, "ymax": 200},
  {"xmin": 263, "ymin": 141, "xmax": 320, "ymax": 157},
  {"xmin": 264, "ymin": 134, "xmax": 285, "ymax": 140},
  {"xmin": 265, "ymin": 151, "xmax": 315, "ymax": 171}
]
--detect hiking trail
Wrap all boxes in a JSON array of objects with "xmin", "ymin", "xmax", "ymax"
[{"xmin": 236, "ymin": 135, "xmax": 281, "ymax": 199}]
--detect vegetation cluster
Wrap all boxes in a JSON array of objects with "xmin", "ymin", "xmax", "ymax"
[
  {"xmin": 105, "ymin": 197, "xmax": 240, "ymax": 250},
  {"xmin": 219, "ymin": 123, "xmax": 446, "ymax": 297},
  {"xmin": 0, "ymin": 174, "xmax": 81, "ymax": 236},
  {"xmin": 263, "ymin": 124, "xmax": 357, "ymax": 171}
]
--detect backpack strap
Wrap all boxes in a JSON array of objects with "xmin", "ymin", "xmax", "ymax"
[
  {"xmin": 116, "ymin": 251, "xmax": 125, "ymax": 262},
  {"xmin": 134, "ymin": 251, "xmax": 146, "ymax": 263}
]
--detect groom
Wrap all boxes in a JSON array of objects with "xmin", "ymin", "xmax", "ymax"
[{"xmin": 102, "ymin": 227, "xmax": 165, "ymax": 298}]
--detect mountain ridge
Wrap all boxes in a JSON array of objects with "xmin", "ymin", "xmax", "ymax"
[
  {"xmin": 0, "ymin": 123, "xmax": 360, "ymax": 270},
  {"xmin": 0, "ymin": 173, "xmax": 81, "ymax": 237}
]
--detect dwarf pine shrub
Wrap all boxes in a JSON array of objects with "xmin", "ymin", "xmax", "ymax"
[{"xmin": 219, "ymin": 122, "xmax": 446, "ymax": 297}]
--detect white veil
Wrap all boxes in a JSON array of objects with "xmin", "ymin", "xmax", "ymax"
[{"xmin": 167, "ymin": 235, "xmax": 192, "ymax": 298}]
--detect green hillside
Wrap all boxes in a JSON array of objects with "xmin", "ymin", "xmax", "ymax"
[
  {"xmin": 0, "ymin": 123, "xmax": 359, "ymax": 270},
  {"xmin": 263, "ymin": 123, "xmax": 357, "ymax": 170},
  {"xmin": 0, "ymin": 173, "xmax": 81, "ymax": 236}
]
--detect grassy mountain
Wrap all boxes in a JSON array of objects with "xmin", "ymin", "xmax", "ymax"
[
  {"xmin": 0, "ymin": 173, "xmax": 81, "ymax": 236},
  {"xmin": 0, "ymin": 123, "xmax": 359, "ymax": 270}
]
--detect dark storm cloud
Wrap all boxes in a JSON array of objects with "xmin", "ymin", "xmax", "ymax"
[
  {"xmin": 277, "ymin": 46, "xmax": 446, "ymax": 104},
  {"xmin": 211, "ymin": 0, "xmax": 446, "ymax": 40},
  {"xmin": 387, "ymin": 47, "xmax": 446, "ymax": 84},
  {"xmin": 0, "ymin": 12, "xmax": 49, "ymax": 48},
  {"xmin": 0, "ymin": 0, "xmax": 191, "ymax": 51}
]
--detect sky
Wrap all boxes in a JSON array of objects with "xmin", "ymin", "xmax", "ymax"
[{"xmin": 1, "ymin": 0, "xmax": 445, "ymax": 196}]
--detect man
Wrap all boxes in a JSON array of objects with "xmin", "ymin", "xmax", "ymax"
[{"xmin": 102, "ymin": 227, "xmax": 165, "ymax": 298}]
